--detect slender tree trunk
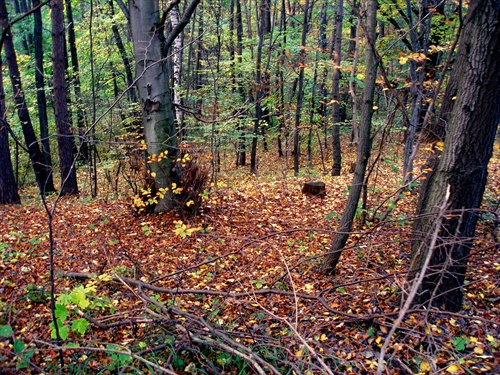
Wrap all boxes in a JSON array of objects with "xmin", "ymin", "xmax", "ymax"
[
  {"xmin": 349, "ymin": 20, "xmax": 360, "ymax": 145},
  {"xmin": 402, "ymin": 0, "xmax": 432, "ymax": 183},
  {"xmin": 331, "ymin": 0, "xmax": 343, "ymax": 176},
  {"xmin": 293, "ymin": 0, "xmax": 310, "ymax": 176},
  {"xmin": 0, "ymin": 57, "xmax": 20, "ymax": 204},
  {"xmin": 108, "ymin": 0, "xmax": 137, "ymax": 105},
  {"xmin": 250, "ymin": 0, "xmax": 266, "ymax": 173},
  {"xmin": 65, "ymin": 0, "xmax": 89, "ymax": 163},
  {"xmin": 33, "ymin": 0, "xmax": 54, "ymax": 175},
  {"xmin": 276, "ymin": 0, "xmax": 287, "ymax": 158},
  {"xmin": 409, "ymin": 0, "xmax": 500, "ymax": 312},
  {"xmin": 170, "ymin": 3, "xmax": 185, "ymax": 132},
  {"xmin": 0, "ymin": 0, "xmax": 56, "ymax": 195},
  {"xmin": 317, "ymin": 0, "xmax": 328, "ymax": 151},
  {"xmin": 320, "ymin": 0, "xmax": 378, "ymax": 275},
  {"xmin": 51, "ymin": 0, "xmax": 78, "ymax": 195}
]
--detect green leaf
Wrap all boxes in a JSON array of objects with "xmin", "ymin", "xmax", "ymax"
[
  {"xmin": 71, "ymin": 318, "xmax": 90, "ymax": 335},
  {"xmin": 451, "ymin": 336, "xmax": 470, "ymax": 351},
  {"xmin": 16, "ymin": 349, "xmax": 34, "ymax": 370},
  {"xmin": 325, "ymin": 211, "xmax": 337, "ymax": 220},
  {"xmin": 55, "ymin": 304, "xmax": 69, "ymax": 322},
  {"xmin": 50, "ymin": 320, "xmax": 69, "ymax": 340},
  {"xmin": 13, "ymin": 339, "xmax": 25, "ymax": 353},
  {"xmin": 0, "ymin": 325, "xmax": 13, "ymax": 338},
  {"xmin": 367, "ymin": 327, "xmax": 375, "ymax": 338},
  {"xmin": 57, "ymin": 293, "xmax": 73, "ymax": 305},
  {"xmin": 70, "ymin": 290, "xmax": 90, "ymax": 310}
]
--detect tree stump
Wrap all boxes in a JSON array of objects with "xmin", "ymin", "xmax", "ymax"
[{"xmin": 302, "ymin": 181, "xmax": 326, "ymax": 197}]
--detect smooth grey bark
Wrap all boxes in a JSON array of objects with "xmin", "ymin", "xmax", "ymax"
[
  {"xmin": 129, "ymin": 0, "xmax": 178, "ymax": 212},
  {"xmin": 129, "ymin": 0, "xmax": 199, "ymax": 212},
  {"xmin": 331, "ymin": 0, "xmax": 343, "ymax": 176},
  {"xmin": 51, "ymin": 0, "xmax": 78, "ymax": 195},
  {"xmin": 320, "ymin": 0, "xmax": 378, "ymax": 275},
  {"xmin": 409, "ymin": 0, "xmax": 500, "ymax": 312}
]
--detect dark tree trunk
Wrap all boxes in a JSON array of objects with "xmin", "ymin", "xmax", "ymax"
[
  {"xmin": 65, "ymin": 0, "xmax": 89, "ymax": 163},
  {"xmin": 33, "ymin": 0, "xmax": 54, "ymax": 175},
  {"xmin": 320, "ymin": 0, "xmax": 378, "ymax": 275},
  {"xmin": 51, "ymin": 0, "xmax": 78, "ymax": 195},
  {"xmin": 0, "ymin": 57, "xmax": 20, "ymax": 204},
  {"xmin": 0, "ymin": 0, "xmax": 55, "ymax": 195},
  {"xmin": 331, "ymin": 0, "xmax": 343, "ymax": 176},
  {"xmin": 409, "ymin": 0, "xmax": 500, "ymax": 312}
]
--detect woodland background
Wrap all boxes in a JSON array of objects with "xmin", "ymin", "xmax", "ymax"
[{"xmin": 0, "ymin": 0, "xmax": 499, "ymax": 373}]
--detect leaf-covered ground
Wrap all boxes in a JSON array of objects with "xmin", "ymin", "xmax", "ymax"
[{"xmin": 1, "ymin": 147, "xmax": 499, "ymax": 374}]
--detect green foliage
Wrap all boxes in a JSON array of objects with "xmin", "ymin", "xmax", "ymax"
[
  {"xmin": 0, "ymin": 324, "xmax": 13, "ymax": 337},
  {"xmin": 451, "ymin": 336, "xmax": 471, "ymax": 351}
]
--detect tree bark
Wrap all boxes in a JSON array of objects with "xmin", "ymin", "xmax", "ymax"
[
  {"xmin": 409, "ymin": 0, "xmax": 500, "ymax": 312},
  {"xmin": 33, "ymin": 0, "xmax": 54, "ymax": 178},
  {"xmin": 0, "ymin": 0, "xmax": 56, "ymax": 195},
  {"xmin": 320, "ymin": 0, "xmax": 378, "ymax": 275},
  {"xmin": 331, "ymin": 0, "xmax": 343, "ymax": 176},
  {"xmin": 169, "ymin": 3, "xmax": 185, "ymax": 131},
  {"xmin": 129, "ymin": 0, "xmax": 199, "ymax": 212},
  {"xmin": 0, "ymin": 56, "xmax": 20, "ymax": 204},
  {"xmin": 65, "ymin": 0, "xmax": 89, "ymax": 163},
  {"xmin": 292, "ymin": 0, "xmax": 310, "ymax": 176},
  {"xmin": 51, "ymin": 0, "xmax": 78, "ymax": 195}
]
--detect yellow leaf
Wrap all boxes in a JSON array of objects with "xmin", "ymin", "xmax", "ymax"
[
  {"xmin": 474, "ymin": 346, "xmax": 484, "ymax": 354},
  {"xmin": 150, "ymin": 172, "xmax": 156, "ymax": 178},
  {"xmin": 304, "ymin": 283, "xmax": 314, "ymax": 291},
  {"xmin": 399, "ymin": 56, "xmax": 408, "ymax": 65},
  {"xmin": 447, "ymin": 364, "xmax": 461, "ymax": 373},
  {"xmin": 420, "ymin": 360, "xmax": 430, "ymax": 372}
]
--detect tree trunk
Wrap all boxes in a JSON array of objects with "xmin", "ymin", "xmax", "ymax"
[
  {"xmin": 33, "ymin": 0, "xmax": 54, "ymax": 177},
  {"xmin": 65, "ymin": 0, "xmax": 89, "ymax": 163},
  {"xmin": 402, "ymin": 0, "xmax": 432, "ymax": 183},
  {"xmin": 0, "ymin": 57, "xmax": 20, "ymax": 204},
  {"xmin": 0, "ymin": 0, "xmax": 56, "ymax": 195},
  {"xmin": 170, "ymin": 3, "xmax": 185, "ymax": 132},
  {"xmin": 129, "ymin": 0, "xmax": 185, "ymax": 212},
  {"xmin": 331, "ymin": 0, "xmax": 343, "ymax": 176},
  {"xmin": 293, "ymin": 0, "xmax": 311, "ymax": 176},
  {"xmin": 51, "ymin": 0, "xmax": 79, "ymax": 195},
  {"xmin": 409, "ymin": 0, "xmax": 500, "ymax": 312},
  {"xmin": 108, "ymin": 0, "xmax": 137, "ymax": 105},
  {"xmin": 320, "ymin": 0, "xmax": 378, "ymax": 275}
]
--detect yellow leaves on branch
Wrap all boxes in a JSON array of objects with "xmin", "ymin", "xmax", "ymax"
[{"xmin": 399, "ymin": 52, "xmax": 430, "ymax": 65}]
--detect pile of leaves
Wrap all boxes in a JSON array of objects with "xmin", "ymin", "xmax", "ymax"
[{"xmin": 0, "ymin": 147, "xmax": 499, "ymax": 374}]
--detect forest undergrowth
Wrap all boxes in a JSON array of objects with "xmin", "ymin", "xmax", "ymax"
[{"xmin": 1, "ymin": 142, "xmax": 499, "ymax": 374}]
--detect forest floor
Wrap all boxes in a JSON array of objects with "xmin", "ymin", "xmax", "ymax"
[{"xmin": 1, "ymin": 143, "xmax": 499, "ymax": 374}]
